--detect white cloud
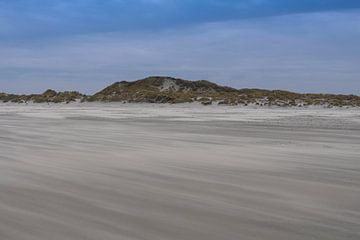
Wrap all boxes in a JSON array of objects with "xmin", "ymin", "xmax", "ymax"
[{"xmin": 1, "ymin": 11, "xmax": 359, "ymax": 94}]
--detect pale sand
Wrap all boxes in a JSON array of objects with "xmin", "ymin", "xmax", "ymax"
[{"xmin": 0, "ymin": 103, "xmax": 359, "ymax": 240}]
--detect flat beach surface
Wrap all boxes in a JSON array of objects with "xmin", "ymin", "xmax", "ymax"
[{"xmin": 0, "ymin": 103, "xmax": 359, "ymax": 240}]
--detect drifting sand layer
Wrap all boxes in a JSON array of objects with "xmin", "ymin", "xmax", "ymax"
[{"xmin": 0, "ymin": 103, "xmax": 359, "ymax": 240}]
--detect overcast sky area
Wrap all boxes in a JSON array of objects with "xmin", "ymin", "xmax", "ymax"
[{"xmin": 0, "ymin": 0, "xmax": 360, "ymax": 94}]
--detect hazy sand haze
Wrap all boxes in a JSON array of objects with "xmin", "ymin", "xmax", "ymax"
[{"xmin": 0, "ymin": 104, "xmax": 359, "ymax": 240}]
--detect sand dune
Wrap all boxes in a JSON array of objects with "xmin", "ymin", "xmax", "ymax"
[{"xmin": 0, "ymin": 104, "xmax": 359, "ymax": 240}]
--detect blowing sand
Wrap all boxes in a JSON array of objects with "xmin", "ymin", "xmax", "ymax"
[{"xmin": 0, "ymin": 103, "xmax": 359, "ymax": 240}]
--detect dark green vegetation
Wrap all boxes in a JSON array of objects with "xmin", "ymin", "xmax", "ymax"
[
  {"xmin": 0, "ymin": 89, "xmax": 85, "ymax": 104},
  {"xmin": 1, "ymin": 76, "xmax": 360, "ymax": 107},
  {"xmin": 87, "ymin": 77, "xmax": 360, "ymax": 107}
]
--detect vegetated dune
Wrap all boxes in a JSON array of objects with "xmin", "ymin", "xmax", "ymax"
[{"xmin": 1, "ymin": 76, "xmax": 360, "ymax": 107}]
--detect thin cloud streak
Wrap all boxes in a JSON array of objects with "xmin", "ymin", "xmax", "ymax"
[{"xmin": 1, "ymin": 11, "xmax": 359, "ymax": 95}]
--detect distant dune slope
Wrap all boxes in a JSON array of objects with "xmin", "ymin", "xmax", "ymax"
[{"xmin": 1, "ymin": 76, "xmax": 360, "ymax": 107}]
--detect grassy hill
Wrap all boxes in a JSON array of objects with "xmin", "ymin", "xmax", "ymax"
[
  {"xmin": 86, "ymin": 76, "xmax": 236, "ymax": 103},
  {"xmin": 86, "ymin": 76, "xmax": 360, "ymax": 107},
  {"xmin": 1, "ymin": 76, "xmax": 360, "ymax": 107},
  {"xmin": 0, "ymin": 89, "xmax": 85, "ymax": 104}
]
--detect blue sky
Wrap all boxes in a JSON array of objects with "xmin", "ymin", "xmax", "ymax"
[{"xmin": 1, "ymin": 0, "xmax": 360, "ymax": 94}]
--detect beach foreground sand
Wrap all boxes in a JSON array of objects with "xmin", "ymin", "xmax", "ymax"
[{"xmin": 0, "ymin": 104, "xmax": 359, "ymax": 240}]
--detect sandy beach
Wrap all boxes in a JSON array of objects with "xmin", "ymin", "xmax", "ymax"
[{"xmin": 0, "ymin": 103, "xmax": 359, "ymax": 240}]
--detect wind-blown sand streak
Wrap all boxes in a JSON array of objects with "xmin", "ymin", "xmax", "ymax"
[{"xmin": 0, "ymin": 104, "xmax": 359, "ymax": 240}]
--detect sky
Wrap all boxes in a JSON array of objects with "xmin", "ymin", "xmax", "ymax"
[{"xmin": 0, "ymin": 0, "xmax": 360, "ymax": 94}]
